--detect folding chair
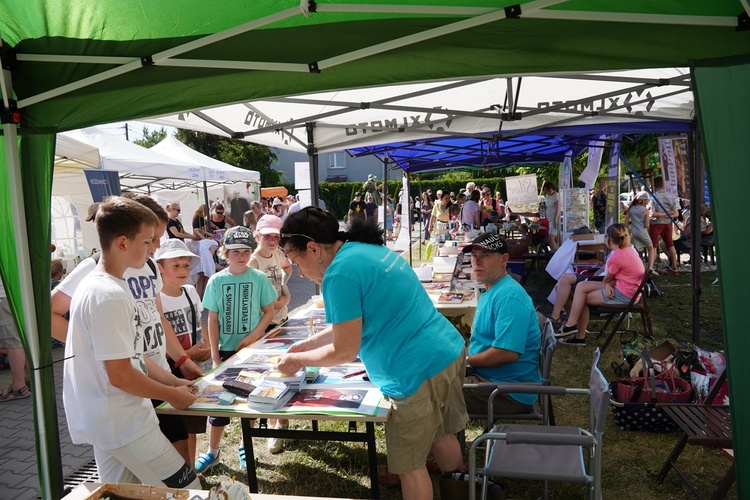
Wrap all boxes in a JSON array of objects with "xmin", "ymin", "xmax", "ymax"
[
  {"xmin": 591, "ymin": 270, "xmax": 654, "ymax": 354},
  {"xmin": 469, "ymin": 349, "xmax": 608, "ymax": 500},
  {"xmin": 656, "ymin": 369, "xmax": 734, "ymax": 499},
  {"xmin": 459, "ymin": 315, "xmax": 557, "ymax": 449},
  {"xmin": 520, "ymin": 233, "xmax": 552, "ymax": 285}
]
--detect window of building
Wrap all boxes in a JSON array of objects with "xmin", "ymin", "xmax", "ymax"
[{"xmin": 329, "ymin": 152, "xmax": 346, "ymax": 170}]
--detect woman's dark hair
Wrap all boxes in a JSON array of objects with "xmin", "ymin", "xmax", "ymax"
[{"xmin": 280, "ymin": 207, "xmax": 384, "ymax": 252}]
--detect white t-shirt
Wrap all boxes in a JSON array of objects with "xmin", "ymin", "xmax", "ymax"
[
  {"xmin": 545, "ymin": 192, "xmax": 560, "ymax": 227},
  {"xmin": 58, "ymin": 256, "xmax": 169, "ymax": 371},
  {"xmin": 461, "ymin": 200, "xmax": 481, "ymax": 227},
  {"xmin": 63, "ymin": 272, "xmax": 158, "ymax": 449},
  {"xmin": 252, "ymin": 249, "xmax": 288, "ymax": 325},
  {"xmin": 160, "ymin": 285, "xmax": 203, "ymax": 351}
]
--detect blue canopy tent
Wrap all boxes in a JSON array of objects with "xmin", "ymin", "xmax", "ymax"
[{"xmin": 348, "ymin": 121, "xmax": 694, "ymax": 172}]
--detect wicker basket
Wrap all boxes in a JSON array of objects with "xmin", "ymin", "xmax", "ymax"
[{"xmin": 506, "ymin": 238, "xmax": 529, "ymax": 259}]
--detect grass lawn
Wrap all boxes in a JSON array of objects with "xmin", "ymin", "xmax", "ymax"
[{"xmin": 197, "ymin": 256, "xmax": 733, "ymax": 499}]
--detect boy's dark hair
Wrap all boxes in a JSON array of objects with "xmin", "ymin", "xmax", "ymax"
[
  {"xmin": 470, "ymin": 190, "xmax": 481, "ymax": 202},
  {"xmin": 97, "ymin": 196, "xmax": 159, "ymax": 250},
  {"xmin": 542, "ymin": 181, "xmax": 557, "ymax": 191},
  {"xmin": 653, "ymin": 176, "xmax": 665, "ymax": 189},
  {"xmin": 280, "ymin": 206, "xmax": 383, "ymax": 252},
  {"xmin": 122, "ymin": 192, "xmax": 169, "ymax": 223}
]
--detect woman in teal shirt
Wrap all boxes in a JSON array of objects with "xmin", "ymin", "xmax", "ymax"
[{"xmin": 277, "ymin": 207, "xmax": 467, "ymax": 500}]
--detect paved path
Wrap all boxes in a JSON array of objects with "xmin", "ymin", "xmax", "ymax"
[{"xmin": 0, "ymin": 268, "xmax": 316, "ymax": 500}]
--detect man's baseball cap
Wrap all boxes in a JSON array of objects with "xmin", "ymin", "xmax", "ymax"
[
  {"xmin": 85, "ymin": 202, "xmax": 100, "ymax": 222},
  {"xmin": 462, "ymin": 233, "xmax": 508, "ymax": 254},
  {"xmin": 154, "ymin": 239, "xmax": 200, "ymax": 269},
  {"xmin": 354, "ymin": 191, "xmax": 362, "ymax": 196},
  {"xmin": 256, "ymin": 214, "xmax": 283, "ymax": 235},
  {"xmin": 223, "ymin": 226, "xmax": 257, "ymax": 250}
]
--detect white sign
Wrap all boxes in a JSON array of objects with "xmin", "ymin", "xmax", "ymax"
[
  {"xmin": 294, "ymin": 161, "xmax": 311, "ymax": 190},
  {"xmin": 505, "ymin": 174, "xmax": 539, "ymax": 213}
]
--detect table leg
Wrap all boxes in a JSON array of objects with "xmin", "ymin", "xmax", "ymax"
[
  {"xmin": 366, "ymin": 421, "xmax": 380, "ymax": 499},
  {"xmin": 240, "ymin": 418, "xmax": 258, "ymax": 493}
]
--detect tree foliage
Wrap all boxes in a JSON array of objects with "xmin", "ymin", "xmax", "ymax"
[
  {"xmin": 174, "ymin": 129, "xmax": 281, "ymax": 186},
  {"xmin": 133, "ymin": 126, "xmax": 167, "ymax": 148}
]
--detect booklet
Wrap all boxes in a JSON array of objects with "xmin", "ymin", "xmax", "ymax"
[{"xmin": 438, "ymin": 292, "xmax": 465, "ymax": 304}]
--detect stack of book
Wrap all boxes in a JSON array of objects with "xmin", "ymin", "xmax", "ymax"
[{"xmin": 246, "ymin": 379, "xmax": 295, "ymax": 411}]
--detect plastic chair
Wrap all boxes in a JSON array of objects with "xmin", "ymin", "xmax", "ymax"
[
  {"xmin": 590, "ymin": 270, "xmax": 654, "ymax": 354},
  {"xmin": 469, "ymin": 349, "xmax": 608, "ymax": 500}
]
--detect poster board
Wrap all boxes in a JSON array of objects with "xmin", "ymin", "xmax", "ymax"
[
  {"xmin": 505, "ymin": 174, "xmax": 539, "ymax": 214},
  {"xmin": 658, "ymin": 136, "xmax": 689, "ymax": 200}
]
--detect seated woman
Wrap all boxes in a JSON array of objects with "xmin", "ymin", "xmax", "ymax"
[
  {"xmin": 210, "ymin": 202, "xmax": 236, "ymax": 240},
  {"xmin": 556, "ymin": 223, "xmax": 645, "ymax": 346}
]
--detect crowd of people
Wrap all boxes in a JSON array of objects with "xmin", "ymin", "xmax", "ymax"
[{"xmin": 1, "ymin": 168, "xmax": 714, "ymax": 500}]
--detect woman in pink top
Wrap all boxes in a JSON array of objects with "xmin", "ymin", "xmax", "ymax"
[{"xmin": 557, "ymin": 223, "xmax": 645, "ymax": 346}]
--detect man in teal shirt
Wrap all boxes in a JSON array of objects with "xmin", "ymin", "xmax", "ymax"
[{"xmin": 462, "ymin": 233, "xmax": 541, "ymax": 415}]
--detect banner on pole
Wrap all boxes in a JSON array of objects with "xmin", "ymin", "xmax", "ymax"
[
  {"xmin": 506, "ymin": 174, "xmax": 539, "ymax": 214},
  {"xmin": 605, "ymin": 135, "xmax": 621, "ymax": 230},
  {"xmin": 657, "ymin": 136, "xmax": 689, "ymax": 200},
  {"xmin": 394, "ymin": 174, "xmax": 411, "ymax": 252},
  {"xmin": 84, "ymin": 170, "xmax": 121, "ymax": 202},
  {"xmin": 579, "ymin": 136, "xmax": 605, "ymax": 189}
]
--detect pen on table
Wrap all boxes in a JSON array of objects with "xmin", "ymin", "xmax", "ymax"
[{"xmin": 343, "ymin": 369, "xmax": 367, "ymax": 379}]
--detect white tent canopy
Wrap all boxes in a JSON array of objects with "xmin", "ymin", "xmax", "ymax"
[
  {"xmin": 147, "ymin": 68, "xmax": 694, "ymax": 155},
  {"xmin": 51, "ymin": 128, "xmax": 260, "ymax": 260},
  {"xmin": 150, "ymin": 135, "xmax": 260, "ymax": 184}
]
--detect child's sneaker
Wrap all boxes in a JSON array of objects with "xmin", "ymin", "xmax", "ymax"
[
  {"xmin": 558, "ymin": 335, "xmax": 586, "ymax": 347},
  {"xmin": 195, "ymin": 450, "xmax": 220, "ymax": 474},
  {"xmin": 238, "ymin": 443, "xmax": 246, "ymax": 469}
]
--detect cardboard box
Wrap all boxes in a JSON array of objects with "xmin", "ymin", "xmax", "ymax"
[{"xmin": 571, "ymin": 233, "xmax": 596, "ymax": 242}]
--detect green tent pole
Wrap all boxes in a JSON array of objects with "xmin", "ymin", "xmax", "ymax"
[{"xmin": 2, "ymin": 122, "xmax": 63, "ymax": 499}]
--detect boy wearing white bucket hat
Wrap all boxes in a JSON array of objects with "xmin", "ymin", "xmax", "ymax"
[{"xmin": 154, "ymin": 239, "xmax": 212, "ymax": 469}]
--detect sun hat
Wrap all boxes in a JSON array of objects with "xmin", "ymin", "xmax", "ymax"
[
  {"xmin": 85, "ymin": 202, "xmax": 100, "ymax": 222},
  {"xmin": 223, "ymin": 225, "xmax": 257, "ymax": 250},
  {"xmin": 256, "ymin": 214, "xmax": 283, "ymax": 235},
  {"xmin": 368, "ymin": 174, "xmax": 376, "ymax": 180},
  {"xmin": 154, "ymin": 239, "xmax": 200, "ymax": 269},
  {"xmin": 636, "ymin": 191, "xmax": 650, "ymax": 200},
  {"xmin": 272, "ymin": 197, "xmax": 283, "ymax": 206},
  {"xmin": 462, "ymin": 233, "xmax": 508, "ymax": 255}
]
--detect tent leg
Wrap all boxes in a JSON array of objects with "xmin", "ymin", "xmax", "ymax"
[
  {"xmin": 689, "ymin": 127, "xmax": 702, "ymax": 345},
  {"xmin": 306, "ymin": 123, "xmax": 321, "ymax": 294},
  {"xmin": 3, "ymin": 121, "xmax": 63, "ymax": 499}
]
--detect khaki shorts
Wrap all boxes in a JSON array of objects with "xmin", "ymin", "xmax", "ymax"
[
  {"xmin": 0, "ymin": 299, "xmax": 22, "ymax": 349},
  {"xmin": 384, "ymin": 347, "xmax": 469, "ymax": 474}
]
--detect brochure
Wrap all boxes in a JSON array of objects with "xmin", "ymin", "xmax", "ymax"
[{"xmin": 438, "ymin": 292, "xmax": 465, "ymax": 304}]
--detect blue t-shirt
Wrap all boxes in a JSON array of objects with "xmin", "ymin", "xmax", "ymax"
[
  {"xmin": 202, "ymin": 267, "xmax": 277, "ymax": 352},
  {"xmin": 324, "ymin": 241, "xmax": 465, "ymax": 399},
  {"xmin": 469, "ymin": 274, "xmax": 541, "ymax": 406}
]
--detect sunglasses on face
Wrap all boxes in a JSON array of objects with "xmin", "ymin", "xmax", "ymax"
[{"xmin": 216, "ymin": 210, "xmax": 224, "ymax": 214}]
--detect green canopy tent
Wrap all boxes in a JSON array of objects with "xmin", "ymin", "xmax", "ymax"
[{"xmin": 0, "ymin": 2, "xmax": 749, "ymax": 498}]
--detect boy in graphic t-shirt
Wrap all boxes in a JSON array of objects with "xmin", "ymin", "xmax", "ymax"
[
  {"xmin": 62, "ymin": 196, "xmax": 200, "ymax": 489},
  {"xmin": 194, "ymin": 225, "xmax": 277, "ymax": 473}
]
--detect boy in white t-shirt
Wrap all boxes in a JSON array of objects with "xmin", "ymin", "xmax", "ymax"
[
  {"xmin": 62, "ymin": 196, "xmax": 201, "ymax": 489},
  {"xmin": 155, "ymin": 239, "xmax": 211, "ymax": 469}
]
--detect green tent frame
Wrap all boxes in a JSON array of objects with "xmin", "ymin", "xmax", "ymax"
[{"xmin": 1, "ymin": 2, "xmax": 749, "ymax": 498}]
